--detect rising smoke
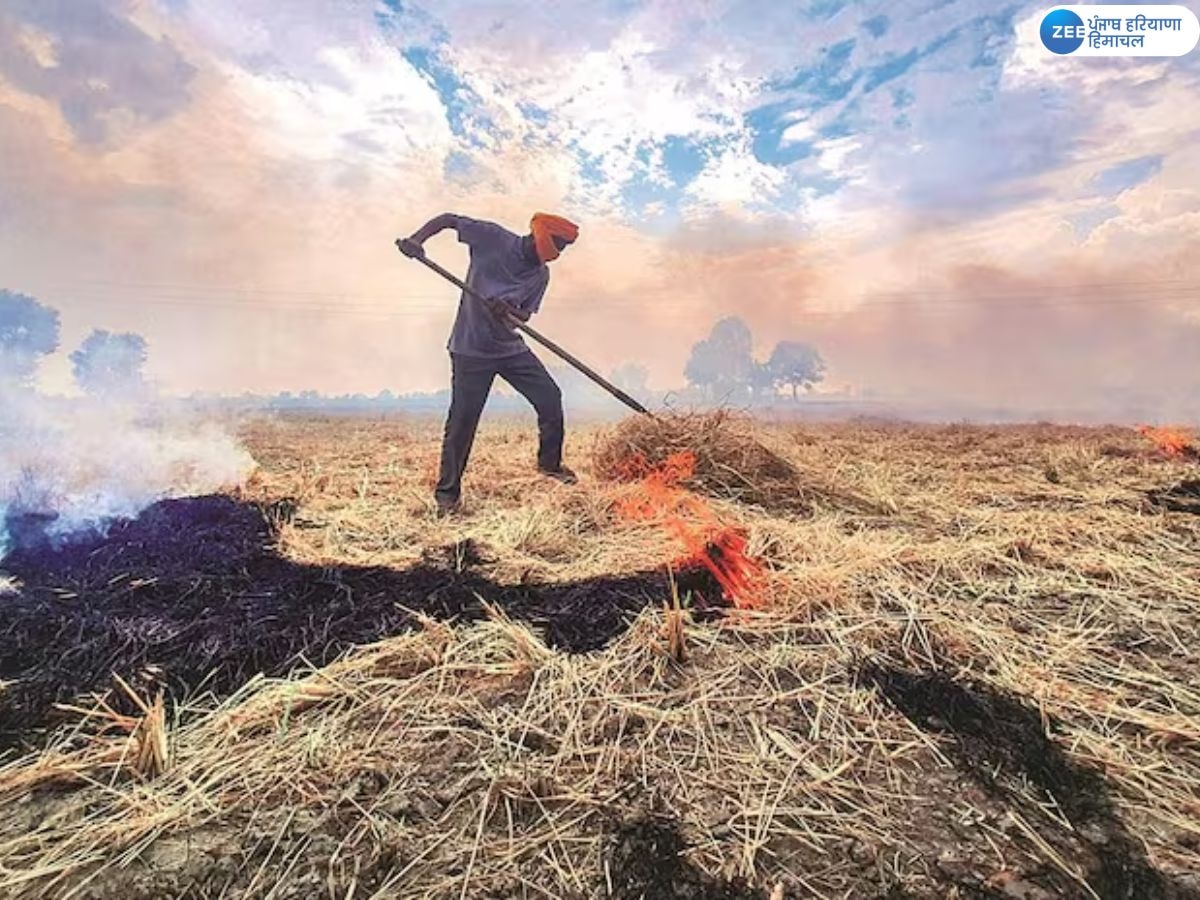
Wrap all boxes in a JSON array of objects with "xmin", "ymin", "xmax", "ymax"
[
  {"xmin": 0, "ymin": 291, "xmax": 255, "ymax": 559},
  {"xmin": 636, "ymin": 228, "xmax": 1200, "ymax": 422},
  {"xmin": 811, "ymin": 262, "xmax": 1200, "ymax": 422}
]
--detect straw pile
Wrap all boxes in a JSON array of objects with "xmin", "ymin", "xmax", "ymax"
[{"xmin": 593, "ymin": 410, "xmax": 844, "ymax": 513}]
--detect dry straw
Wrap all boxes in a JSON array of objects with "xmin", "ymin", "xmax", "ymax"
[
  {"xmin": 0, "ymin": 417, "xmax": 1197, "ymax": 898},
  {"xmin": 593, "ymin": 410, "xmax": 851, "ymax": 513}
]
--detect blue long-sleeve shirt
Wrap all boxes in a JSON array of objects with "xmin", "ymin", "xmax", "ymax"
[{"xmin": 445, "ymin": 216, "xmax": 549, "ymax": 358}]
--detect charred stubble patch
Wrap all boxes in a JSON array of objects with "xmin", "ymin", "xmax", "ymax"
[
  {"xmin": 1147, "ymin": 479, "xmax": 1200, "ymax": 516},
  {"xmin": 0, "ymin": 496, "xmax": 730, "ymax": 751},
  {"xmin": 862, "ymin": 664, "xmax": 1103, "ymax": 820},
  {"xmin": 863, "ymin": 663, "xmax": 1199, "ymax": 900},
  {"xmin": 605, "ymin": 818, "xmax": 758, "ymax": 900}
]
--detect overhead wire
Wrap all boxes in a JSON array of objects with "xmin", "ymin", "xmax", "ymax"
[{"xmin": 35, "ymin": 279, "xmax": 1197, "ymax": 320}]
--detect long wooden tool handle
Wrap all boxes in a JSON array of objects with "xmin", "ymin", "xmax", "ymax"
[{"xmin": 409, "ymin": 252, "xmax": 655, "ymax": 418}]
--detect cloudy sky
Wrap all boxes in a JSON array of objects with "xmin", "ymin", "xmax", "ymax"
[{"xmin": 1, "ymin": 0, "xmax": 1197, "ymax": 416}]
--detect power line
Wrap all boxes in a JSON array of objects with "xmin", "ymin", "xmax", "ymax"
[
  {"xmin": 47, "ymin": 291, "xmax": 1197, "ymax": 320},
  {"xmin": 21, "ymin": 276, "xmax": 1198, "ymax": 320},
  {"xmin": 31, "ymin": 274, "xmax": 1199, "ymax": 302}
]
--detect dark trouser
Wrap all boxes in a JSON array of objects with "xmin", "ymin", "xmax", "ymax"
[{"xmin": 435, "ymin": 350, "xmax": 564, "ymax": 505}]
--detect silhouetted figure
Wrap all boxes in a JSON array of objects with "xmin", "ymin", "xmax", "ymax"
[{"xmin": 397, "ymin": 213, "xmax": 581, "ymax": 515}]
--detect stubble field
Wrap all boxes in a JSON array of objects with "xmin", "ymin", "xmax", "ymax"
[{"xmin": 1, "ymin": 414, "xmax": 1198, "ymax": 899}]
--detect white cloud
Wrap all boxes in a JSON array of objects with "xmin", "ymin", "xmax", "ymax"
[
  {"xmin": 448, "ymin": 24, "xmax": 761, "ymax": 214},
  {"xmin": 780, "ymin": 117, "xmax": 816, "ymax": 145},
  {"xmin": 225, "ymin": 41, "xmax": 452, "ymax": 168},
  {"xmin": 684, "ymin": 144, "xmax": 787, "ymax": 214},
  {"xmin": 813, "ymin": 135, "xmax": 865, "ymax": 181},
  {"xmin": 15, "ymin": 23, "xmax": 59, "ymax": 69}
]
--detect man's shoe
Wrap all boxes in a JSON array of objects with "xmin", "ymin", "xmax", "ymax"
[
  {"xmin": 435, "ymin": 498, "xmax": 461, "ymax": 518},
  {"xmin": 538, "ymin": 465, "xmax": 578, "ymax": 485}
]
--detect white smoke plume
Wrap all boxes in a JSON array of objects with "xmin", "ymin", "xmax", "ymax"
[
  {"xmin": 0, "ymin": 289, "xmax": 256, "ymax": 559},
  {"xmin": 0, "ymin": 389, "xmax": 256, "ymax": 558}
]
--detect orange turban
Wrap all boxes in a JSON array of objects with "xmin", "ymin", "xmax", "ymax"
[{"xmin": 530, "ymin": 213, "xmax": 579, "ymax": 263}]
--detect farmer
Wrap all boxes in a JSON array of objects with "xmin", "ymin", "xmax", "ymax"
[{"xmin": 396, "ymin": 213, "xmax": 580, "ymax": 516}]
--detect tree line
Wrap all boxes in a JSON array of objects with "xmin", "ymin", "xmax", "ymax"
[
  {"xmin": 1, "ymin": 290, "xmax": 148, "ymax": 395},
  {"xmin": 5, "ymin": 289, "xmax": 826, "ymax": 409},
  {"xmin": 683, "ymin": 316, "xmax": 825, "ymax": 402}
]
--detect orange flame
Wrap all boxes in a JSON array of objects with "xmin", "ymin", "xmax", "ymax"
[
  {"xmin": 613, "ymin": 451, "xmax": 767, "ymax": 609},
  {"xmin": 1137, "ymin": 425, "xmax": 1199, "ymax": 459},
  {"xmin": 676, "ymin": 527, "xmax": 767, "ymax": 610}
]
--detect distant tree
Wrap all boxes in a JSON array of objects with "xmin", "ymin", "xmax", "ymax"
[
  {"xmin": 684, "ymin": 338, "xmax": 717, "ymax": 397},
  {"xmin": 767, "ymin": 340, "xmax": 825, "ymax": 400},
  {"xmin": 0, "ymin": 289, "xmax": 60, "ymax": 385},
  {"xmin": 70, "ymin": 329, "xmax": 148, "ymax": 396},
  {"xmin": 684, "ymin": 316, "xmax": 754, "ymax": 400},
  {"xmin": 611, "ymin": 362, "xmax": 649, "ymax": 394},
  {"xmin": 749, "ymin": 361, "xmax": 776, "ymax": 401}
]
